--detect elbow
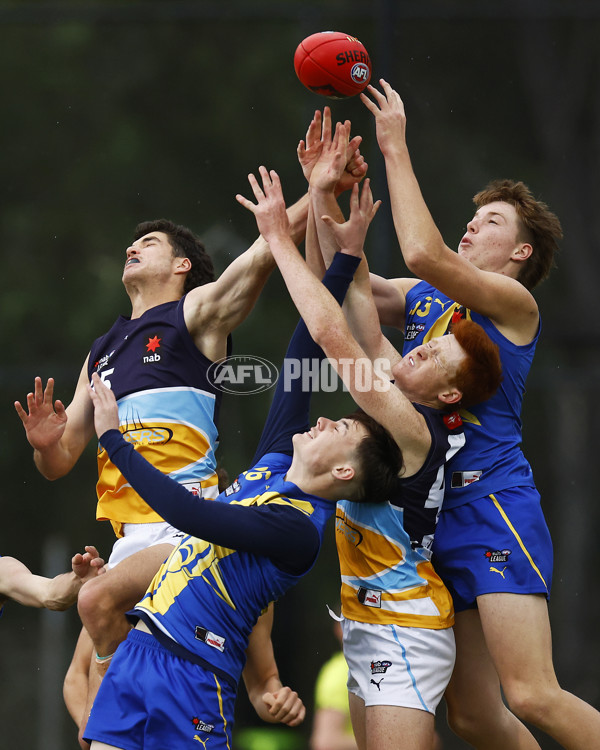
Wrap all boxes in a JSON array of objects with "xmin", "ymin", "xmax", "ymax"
[{"xmin": 402, "ymin": 239, "xmax": 446, "ymax": 277}]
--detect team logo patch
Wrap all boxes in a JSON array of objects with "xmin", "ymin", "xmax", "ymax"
[
  {"xmin": 195, "ymin": 626, "xmax": 226, "ymax": 652},
  {"xmin": 358, "ymin": 587, "xmax": 381, "ymax": 608},
  {"xmin": 142, "ymin": 334, "xmax": 163, "ymax": 364},
  {"xmin": 191, "ymin": 717, "xmax": 214, "ymax": 733},
  {"xmin": 485, "ymin": 549, "xmax": 511, "ymax": 563},
  {"xmin": 371, "ymin": 660, "xmax": 392, "ymax": 674},
  {"xmin": 443, "ymin": 411, "xmax": 463, "ymax": 430},
  {"xmin": 225, "ymin": 479, "xmax": 242, "ymax": 496}
]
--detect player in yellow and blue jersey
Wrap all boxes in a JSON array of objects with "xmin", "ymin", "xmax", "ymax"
[
  {"xmin": 237, "ymin": 154, "xmax": 502, "ymax": 750},
  {"xmin": 83, "ymin": 251, "xmax": 403, "ymax": 749},
  {"xmin": 362, "ymin": 80, "xmax": 600, "ymax": 749}
]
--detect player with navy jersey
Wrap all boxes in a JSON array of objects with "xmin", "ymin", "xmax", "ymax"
[
  {"xmin": 13, "ymin": 208, "xmax": 315, "ymax": 742},
  {"xmin": 362, "ymin": 80, "xmax": 600, "ymax": 749},
  {"xmin": 83, "ymin": 252, "xmax": 403, "ymax": 750},
  {"xmin": 237, "ymin": 156, "xmax": 502, "ymax": 750}
]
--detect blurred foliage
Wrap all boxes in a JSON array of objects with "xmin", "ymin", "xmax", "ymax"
[{"xmin": 1, "ymin": 2, "xmax": 599, "ymax": 748}]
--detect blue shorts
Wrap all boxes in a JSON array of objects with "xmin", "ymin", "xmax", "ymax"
[
  {"xmin": 432, "ymin": 486, "xmax": 553, "ymax": 612},
  {"xmin": 84, "ymin": 629, "xmax": 236, "ymax": 750}
]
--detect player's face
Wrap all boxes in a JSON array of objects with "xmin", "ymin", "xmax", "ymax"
[
  {"xmin": 458, "ymin": 201, "xmax": 528, "ymax": 272},
  {"xmin": 392, "ymin": 334, "xmax": 465, "ymax": 405},
  {"xmin": 122, "ymin": 231, "xmax": 178, "ymax": 284},
  {"xmin": 294, "ymin": 417, "xmax": 368, "ymax": 473}
]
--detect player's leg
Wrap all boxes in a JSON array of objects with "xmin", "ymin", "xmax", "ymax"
[
  {"xmin": 90, "ymin": 743, "xmax": 124, "ymax": 750},
  {"xmin": 365, "ymin": 706, "xmax": 434, "ymax": 750},
  {"xmin": 78, "ymin": 542, "xmax": 174, "ymax": 658},
  {"xmin": 348, "ymin": 691, "xmax": 367, "ymax": 750},
  {"xmin": 479, "ymin": 592, "xmax": 600, "ymax": 750},
  {"xmin": 445, "ymin": 607, "xmax": 541, "ymax": 749},
  {"xmin": 77, "ymin": 542, "xmax": 174, "ymax": 746}
]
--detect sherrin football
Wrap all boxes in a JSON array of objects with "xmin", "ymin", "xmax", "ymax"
[{"xmin": 294, "ymin": 31, "xmax": 372, "ymax": 99}]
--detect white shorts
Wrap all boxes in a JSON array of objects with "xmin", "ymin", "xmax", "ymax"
[
  {"xmin": 342, "ymin": 619, "xmax": 455, "ymax": 714},
  {"xmin": 107, "ymin": 522, "xmax": 186, "ymax": 569}
]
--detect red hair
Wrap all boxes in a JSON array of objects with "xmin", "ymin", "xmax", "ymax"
[{"xmin": 451, "ymin": 319, "xmax": 502, "ymax": 408}]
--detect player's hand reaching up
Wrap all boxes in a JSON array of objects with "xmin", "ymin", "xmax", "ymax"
[
  {"xmin": 322, "ymin": 178, "xmax": 381, "ymax": 259},
  {"xmin": 236, "ymin": 167, "xmax": 291, "ymax": 245},
  {"xmin": 14, "ymin": 377, "xmax": 68, "ymax": 450},
  {"xmin": 88, "ymin": 372, "xmax": 120, "ymax": 439}
]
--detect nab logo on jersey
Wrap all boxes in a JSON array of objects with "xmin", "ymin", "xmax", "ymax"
[{"xmin": 143, "ymin": 334, "xmax": 162, "ymax": 364}]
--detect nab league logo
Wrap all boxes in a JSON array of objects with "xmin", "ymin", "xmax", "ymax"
[{"xmin": 207, "ymin": 355, "xmax": 279, "ymax": 395}]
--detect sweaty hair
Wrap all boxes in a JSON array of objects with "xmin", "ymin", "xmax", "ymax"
[
  {"xmin": 473, "ymin": 179, "xmax": 562, "ymax": 291},
  {"xmin": 134, "ymin": 219, "xmax": 215, "ymax": 293},
  {"xmin": 343, "ymin": 410, "xmax": 403, "ymax": 503},
  {"xmin": 451, "ymin": 319, "xmax": 503, "ymax": 409}
]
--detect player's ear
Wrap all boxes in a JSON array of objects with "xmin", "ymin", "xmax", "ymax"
[
  {"xmin": 332, "ymin": 464, "xmax": 356, "ymax": 482},
  {"xmin": 174, "ymin": 257, "xmax": 192, "ymax": 274},
  {"xmin": 438, "ymin": 388, "xmax": 462, "ymax": 406},
  {"xmin": 513, "ymin": 242, "xmax": 532, "ymax": 262}
]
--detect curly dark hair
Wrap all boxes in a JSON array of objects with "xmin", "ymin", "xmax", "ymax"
[{"xmin": 134, "ymin": 219, "xmax": 215, "ymax": 293}]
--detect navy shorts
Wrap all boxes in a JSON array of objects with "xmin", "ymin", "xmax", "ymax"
[
  {"xmin": 84, "ymin": 629, "xmax": 236, "ymax": 750},
  {"xmin": 432, "ymin": 486, "xmax": 553, "ymax": 612}
]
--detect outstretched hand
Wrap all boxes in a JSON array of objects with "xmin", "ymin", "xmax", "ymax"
[
  {"xmin": 322, "ymin": 178, "xmax": 381, "ymax": 258},
  {"xmin": 261, "ymin": 686, "xmax": 306, "ymax": 727},
  {"xmin": 72, "ymin": 545, "xmax": 105, "ymax": 583},
  {"xmin": 236, "ymin": 167, "xmax": 290, "ymax": 243},
  {"xmin": 88, "ymin": 373, "xmax": 119, "ymax": 438},
  {"xmin": 14, "ymin": 377, "xmax": 68, "ymax": 450},
  {"xmin": 297, "ymin": 106, "xmax": 367, "ymax": 193},
  {"xmin": 360, "ymin": 78, "xmax": 407, "ymax": 155}
]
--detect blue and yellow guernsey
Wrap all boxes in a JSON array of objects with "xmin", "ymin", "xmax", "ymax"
[
  {"xmin": 336, "ymin": 405, "xmax": 464, "ymax": 630},
  {"xmin": 403, "ymin": 281, "xmax": 539, "ymax": 509},
  {"xmin": 88, "ymin": 298, "xmax": 225, "ymax": 537},
  {"xmin": 99, "ymin": 253, "xmax": 360, "ymax": 685}
]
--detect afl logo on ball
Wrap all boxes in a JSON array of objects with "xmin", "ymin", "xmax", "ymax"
[{"xmin": 351, "ymin": 63, "xmax": 370, "ymax": 84}]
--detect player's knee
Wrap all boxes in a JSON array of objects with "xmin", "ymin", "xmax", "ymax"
[
  {"xmin": 77, "ymin": 577, "xmax": 114, "ymax": 632},
  {"xmin": 503, "ymin": 680, "xmax": 554, "ymax": 727},
  {"xmin": 446, "ymin": 702, "xmax": 485, "ymax": 742}
]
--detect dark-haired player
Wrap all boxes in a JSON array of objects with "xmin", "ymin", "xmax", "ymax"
[
  {"xmin": 83, "ymin": 247, "xmax": 403, "ymax": 749},
  {"xmin": 362, "ymin": 80, "xmax": 600, "ymax": 749},
  {"xmin": 237, "ymin": 154, "xmax": 502, "ymax": 750},
  {"xmin": 13, "ymin": 208, "xmax": 309, "ymax": 740}
]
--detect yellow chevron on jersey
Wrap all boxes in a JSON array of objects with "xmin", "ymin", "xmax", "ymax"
[
  {"xmin": 142, "ymin": 536, "xmax": 237, "ymax": 617},
  {"xmin": 97, "ymin": 420, "xmax": 218, "ymax": 538},
  {"xmin": 230, "ymin": 490, "xmax": 315, "ymax": 517},
  {"xmin": 336, "ymin": 502, "xmax": 454, "ymax": 630}
]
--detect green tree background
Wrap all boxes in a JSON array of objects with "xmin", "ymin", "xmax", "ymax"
[{"xmin": 1, "ymin": 2, "xmax": 599, "ymax": 748}]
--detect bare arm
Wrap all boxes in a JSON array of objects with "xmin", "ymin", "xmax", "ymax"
[
  {"xmin": 183, "ymin": 193, "xmax": 310, "ymax": 362},
  {"xmin": 0, "ymin": 546, "xmax": 104, "ymax": 611},
  {"xmin": 236, "ymin": 168, "xmax": 431, "ymax": 471},
  {"xmin": 14, "ymin": 360, "xmax": 96, "ymax": 480},
  {"xmin": 243, "ymin": 604, "xmax": 305, "ymax": 726},
  {"xmin": 362, "ymin": 80, "xmax": 538, "ymax": 342}
]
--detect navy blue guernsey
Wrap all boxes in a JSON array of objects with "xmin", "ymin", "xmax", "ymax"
[
  {"xmin": 98, "ymin": 253, "xmax": 361, "ymax": 684},
  {"xmin": 88, "ymin": 296, "xmax": 230, "ymax": 535}
]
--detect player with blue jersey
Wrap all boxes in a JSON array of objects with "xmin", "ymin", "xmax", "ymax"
[
  {"xmin": 237, "ymin": 156, "xmax": 502, "ymax": 750},
  {"xmin": 362, "ymin": 80, "xmax": 600, "ymax": 749},
  {"xmin": 83, "ymin": 251, "xmax": 404, "ymax": 749}
]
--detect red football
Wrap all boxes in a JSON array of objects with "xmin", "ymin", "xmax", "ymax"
[{"xmin": 294, "ymin": 31, "xmax": 372, "ymax": 99}]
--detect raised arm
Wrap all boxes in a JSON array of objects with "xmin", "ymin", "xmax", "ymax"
[
  {"xmin": 14, "ymin": 361, "xmax": 96, "ymax": 480},
  {"xmin": 182, "ymin": 193, "xmax": 309, "ymax": 362},
  {"xmin": 236, "ymin": 168, "xmax": 431, "ymax": 468},
  {"xmin": 361, "ymin": 80, "xmax": 538, "ymax": 340}
]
